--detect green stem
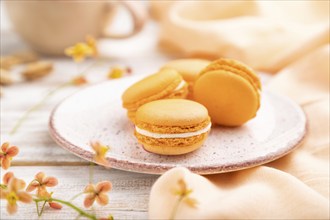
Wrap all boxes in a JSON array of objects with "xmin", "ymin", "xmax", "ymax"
[
  {"xmin": 70, "ymin": 192, "xmax": 85, "ymax": 202},
  {"xmin": 0, "ymin": 184, "xmax": 7, "ymax": 189},
  {"xmin": 78, "ymin": 59, "xmax": 103, "ymax": 76},
  {"xmin": 52, "ymin": 198, "xmax": 97, "ymax": 220},
  {"xmin": 169, "ymin": 196, "xmax": 184, "ymax": 220},
  {"xmin": 33, "ymin": 198, "xmax": 97, "ymax": 220},
  {"xmin": 35, "ymin": 201, "xmax": 40, "ymax": 216},
  {"xmin": 39, "ymin": 201, "xmax": 47, "ymax": 217},
  {"xmin": 9, "ymin": 58, "xmax": 103, "ymax": 135},
  {"xmin": 75, "ymin": 57, "xmax": 101, "ymax": 76},
  {"xmin": 9, "ymin": 82, "xmax": 70, "ymax": 135}
]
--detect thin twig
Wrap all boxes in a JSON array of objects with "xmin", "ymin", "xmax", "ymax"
[
  {"xmin": 35, "ymin": 201, "xmax": 40, "ymax": 216},
  {"xmin": 169, "ymin": 196, "xmax": 184, "ymax": 220},
  {"xmin": 51, "ymin": 198, "xmax": 97, "ymax": 220},
  {"xmin": 79, "ymin": 60, "xmax": 102, "ymax": 75},
  {"xmin": 9, "ymin": 58, "xmax": 104, "ymax": 135},
  {"xmin": 39, "ymin": 200, "xmax": 47, "ymax": 217},
  {"xmin": 33, "ymin": 198, "xmax": 97, "ymax": 220},
  {"xmin": 9, "ymin": 82, "xmax": 70, "ymax": 135},
  {"xmin": 70, "ymin": 192, "xmax": 85, "ymax": 202}
]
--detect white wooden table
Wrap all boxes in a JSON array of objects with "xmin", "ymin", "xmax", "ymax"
[{"xmin": 0, "ymin": 10, "xmax": 172, "ymax": 218}]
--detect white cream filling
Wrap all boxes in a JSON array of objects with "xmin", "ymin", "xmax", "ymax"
[
  {"xmin": 135, "ymin": 123, "xmax": 211, "ymax": 139},
  {"xmin": 173, "ymin": 80, "xmax": 186, "ymax": 91}
]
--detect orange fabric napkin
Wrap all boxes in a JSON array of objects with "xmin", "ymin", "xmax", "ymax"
[{"xmin": 148, "ymin": 1, "xmax": 330, "ymax": 219}]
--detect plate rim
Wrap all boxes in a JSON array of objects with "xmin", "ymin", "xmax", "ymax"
[{"xmin": 48, "ymin": 77, "xmax": 307, "ymax": 175}]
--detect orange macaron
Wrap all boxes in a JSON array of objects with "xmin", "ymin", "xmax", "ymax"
[
  {"xmin": 134, "ymin": 99, "xmax": 211, "ymax": 155},
  {"xmin": 122, "ymin": 69, "xmax": 188, "ymax": 122},
  {"xmin": 194, "ymin": 58, "xmax": 261, "ymax": 126},
  {"xmin": 160, "ymin": 59, "xmax": 210, "ymax": 99}
]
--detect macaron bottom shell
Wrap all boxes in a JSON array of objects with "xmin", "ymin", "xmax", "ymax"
[{"xmin": 135, "ymin": 131, "xmax": 208, "ymax": 155}]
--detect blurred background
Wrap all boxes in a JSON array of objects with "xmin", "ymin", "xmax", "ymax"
[
  {"xmin": 0, "ymin": 0, "xmax": 329, "ymax": 103},
  {"xmin": 0, "ymin": 1, "xmax": 168, "ymax": 72},
  {"xmin": 1, "ymin": 0, "xmax": 329, "ymax": 73}
]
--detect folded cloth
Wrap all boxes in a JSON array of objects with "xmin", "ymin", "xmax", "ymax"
[
  {"xmin": 149, "ymin": 2, "xmax": 329, "ymax": 218},
  {"xmin": 148, "ymin": 33, "xmax": 330, "ymax": 220},
  {"xmin": 151, "ymin": 0, "xmax": 329, "ymax": 73},
  {"xmin": 149, "ymin": 12, "xmax": 330, "ymax": 219}
]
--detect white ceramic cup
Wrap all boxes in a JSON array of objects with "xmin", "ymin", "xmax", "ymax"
[{"xmin": 5, "ymin": 0, "xmax": 146, "ymax": 55}]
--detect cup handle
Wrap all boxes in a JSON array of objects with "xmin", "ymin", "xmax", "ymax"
[{"xmin": 102, "ymin": 1, "xmax": 147, "ymax": 39}]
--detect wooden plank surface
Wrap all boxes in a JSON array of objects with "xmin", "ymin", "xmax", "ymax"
[
  {"xmin": 0, "ymin": 55, "xmax": 170, "ymax": 165},
  {"xmin": 0, "ymin": 15, "xmax": 167, "ymax": 218},
  {"xmin": 0, "ymin": 57, "xmax": 166, "ymax": 218},
  {"xmin": 0, "ymin": 166, "xmax": 158, "ymax": 219}
]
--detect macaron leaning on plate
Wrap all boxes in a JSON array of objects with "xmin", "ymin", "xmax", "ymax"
[
  {"xmin": 194, "ymin": 58, "xmax": 261, "ymax": 126},
  {"xmin": 160, "ymin": 59, "xmax": 210, "ymax": 99},
  {"xmin": 122, "ymin": 69, "xmax": 188, "ymax": 122},
  {"xmin": 134, "ymin": 99, "xmax": 211, "ymax": 155}
]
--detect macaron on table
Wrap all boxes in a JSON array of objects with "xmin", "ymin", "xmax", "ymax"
[{"xmin": 49, "ymin": 58, "xmax": 306, "ymax": 174}]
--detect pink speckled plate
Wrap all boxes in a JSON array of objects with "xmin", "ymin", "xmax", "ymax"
[{"xmin": 49, "ymin": 76, "xmax": 306, "ymax": 175}]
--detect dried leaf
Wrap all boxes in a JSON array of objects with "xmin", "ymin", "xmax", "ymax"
[
  {"xmin": 0, "ymin": 69, "xmax": 13, "ymax": 85},
  {"xmin": 71, "ymin": 75, "xmax": 88, "ymax": 86},
  {"xmin": 0, "ymin": 56, "xmax": 20, "ymax": 70},
  {"xmin": 22, "ymin": 61, "xmax": 53, "ymax": 80}
]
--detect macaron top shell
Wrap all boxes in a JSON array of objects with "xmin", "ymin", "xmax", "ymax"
[
  {"xmin": 200, "ymin": 58, "xmax": 261, "ymax": 90},
  {"xmin": 135, "ymin": 99, "xmax": 209, "ymax": 127},
  {"xmin": 122, "ymin": 69, "xmax": 184, "ymax": 107},
  {"xmin": 161, "ymin": 59, "xmax": 210, "ymax": 82}
]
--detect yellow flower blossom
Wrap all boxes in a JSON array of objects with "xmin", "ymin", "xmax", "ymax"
[
  {"xmin": 0, "ymin": 177, "xmax": 32, "ymax": 214},
  {"xmin": 99, "ymin": 214, "xmax": 114, "ymax": 220},
  {"xmin": 2, "ymin": 172, "xmax": 14, "ymax": 185},
  {"xmin": 26, "ymin": 172, "xmax": 58, "ymax": 198},
  {"xmin": 170, "ymin": 178, "xmax": 198, "ymax": 219},
  {"xmin": 173, "ymin": 178, "xmax": 192, "ymax": 196},
  {"xmin": 183, "ymin": 196, "xmax": 198, "ymax": 208},
  {"xmin": 172, "ymin": 178, "xmax": 198, "ymax": 207},
  {"xmin": 0, "ymin": 142, "xmax": 19, "ymax": 170},
  {"xmin": 85, "ymin": 35, "xmax": 98, "ymax": 57},
  {"xmin": 108, "ymin": 67, "xmax": 125, "ymax": 79},
  {"xmin": 90, "ymin": 141, "xmax": 110, "ymax": 165},
  {"xmin": 65, "ymin": 43, "xmax": 93, "ymax": 62},
  {"xmin": 83, "ymin": 180, "xmax": 112, "ymax": 208}
]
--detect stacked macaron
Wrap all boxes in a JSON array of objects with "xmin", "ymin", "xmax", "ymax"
[
  {"xmin": 122, "ymin": 69, "xmax": 188, "ymax": 122},
  {"xmin": 134, "ymin": 99, "xmax": 211, "ymax": 155},
  {"xmin": 122, "ymin": 58, "xmax": 261, "ymax": 155}
]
